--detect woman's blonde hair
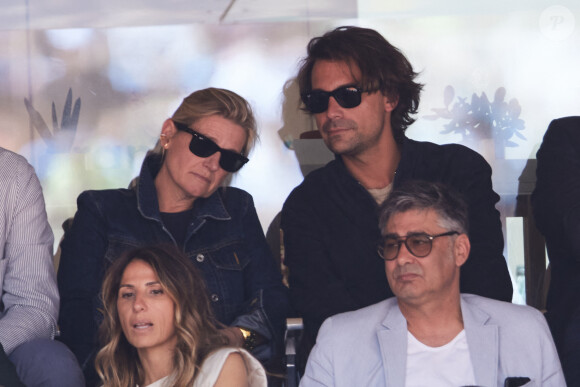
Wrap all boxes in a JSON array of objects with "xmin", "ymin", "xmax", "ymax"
[
  {"xmin": 95, "ymin": 245, "xmax": 228, "ymax": 387},
  {"xmin": 151, "ymin": 87, "xmax": 258, "ymax": 159}
]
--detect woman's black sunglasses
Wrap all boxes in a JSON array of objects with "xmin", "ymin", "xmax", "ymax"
[
  {"xmin": 172, "ymin": 121, "xmax": 249, "ymax": 172},
  {"xmin": 301, "ymin": 85, "xmax": 363, "ymax": 114}
]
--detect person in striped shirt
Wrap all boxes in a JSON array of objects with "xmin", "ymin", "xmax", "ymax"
[{"xmin": 0, "ymin": 147, "xmax": 83, "ymax": 386}]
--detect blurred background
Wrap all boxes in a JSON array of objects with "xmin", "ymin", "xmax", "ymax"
[{"xmin": 1, "ymin": 0, "xmax": 578, "ymax": 304}]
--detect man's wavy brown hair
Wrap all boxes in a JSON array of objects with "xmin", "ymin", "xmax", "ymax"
[{"xmin": 297, "ymin": 26, "xmax": 423, "ymax": 144}]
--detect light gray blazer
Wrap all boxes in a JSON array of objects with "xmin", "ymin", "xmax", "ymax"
[{"xmin": 301, "ymin": 294, "xmax": 565, "ymax": 387}]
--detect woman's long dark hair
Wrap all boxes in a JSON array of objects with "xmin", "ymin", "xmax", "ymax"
[{"xmin": 95, "ymin": 244, "xmax": 228, "ymax": 387}]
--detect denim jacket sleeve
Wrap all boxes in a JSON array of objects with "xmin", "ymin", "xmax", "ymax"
[
  {"xmin": 216, "ymin": 190, "xmax": 291, "ymax": 362},
  {"xmin": 57, "ymin": 190, "xmax": 108, "ymax": 371}
]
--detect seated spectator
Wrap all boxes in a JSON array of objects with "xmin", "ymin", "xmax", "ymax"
[
  {"xmin": 57, "ymin": 88, "xmax": 290, "ymax": 384},
  {"xmin": 532, "ymin": 116, "xmax": 580, "ymax": 385},
  {"xmin": 96, "ymin": 245, "xmax": 266, "ymax": 386},
  {"xmin": 0, "ymin": 147, "xmax": 83, "ymax": 386},
  {"xmin": 301, "ymin": 181, "xmax": 564, "ymax": 386},
  {"xmin": 281, "ymin": 27, "xmax": 512, "ymax": 365}
]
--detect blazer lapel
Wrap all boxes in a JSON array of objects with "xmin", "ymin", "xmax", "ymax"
[
  {"xmin": 461, "ymin": 297, "xmax": 499, "ymax": 387},
  {"xmin": 378, "ymin": 301, "xmax": 408, "ymax": 386}
]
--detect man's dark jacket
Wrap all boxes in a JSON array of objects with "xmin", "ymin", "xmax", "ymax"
[
  {"xmin": 281, "ymin": 137, "xmax": 512, "ymax": 344},
  {"xmin": 532, "ymin": 116, "xmax": 580, "ymax": 385}
]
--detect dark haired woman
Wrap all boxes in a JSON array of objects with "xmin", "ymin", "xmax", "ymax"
[{"xmin": 96, "ymin": 245, "xmax": 266, "ymax": 387}]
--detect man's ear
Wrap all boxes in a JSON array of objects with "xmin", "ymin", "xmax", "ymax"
[
  {"xmin": 383, "ymin": 93, "xmax": 398, "ymax": 113},
  {"xmin": 454, "ymin": 234, "xmax": 471, "ymax": 267}
]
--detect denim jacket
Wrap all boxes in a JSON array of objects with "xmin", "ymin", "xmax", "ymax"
[{"xmin": 57, "ymin": 154, "xmax": 290, "ymax": 380}]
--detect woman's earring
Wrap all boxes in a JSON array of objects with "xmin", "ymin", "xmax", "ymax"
[
  {"xmin": 160, "ymin": 134, "xmax": 169, "ymax": 157},
  {"xmin": 160, "ymin": 134, "xmax": 169, "ymax": 149}
]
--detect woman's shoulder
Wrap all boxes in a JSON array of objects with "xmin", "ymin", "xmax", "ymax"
[
  {"xmin": 78, "ymin": 187, "xmax": 134, "ymax": 200},
  {"xmin": 194, "ymin": 348, "xmax": 266, "ymax": 387},
  {"xmin": 139, "ymin": 348, "xmax": 266, "ymax": 387},
  {"xmin": 214, "ymin": 187, "xmax": 256, "ymax": 214},
  {"xmin": 216, "ymin": 186, "xmax": 253, "ymax": 201},
  {"xmin": 77, "ymin": 187, "xmax": 136, "ymax": 207}
]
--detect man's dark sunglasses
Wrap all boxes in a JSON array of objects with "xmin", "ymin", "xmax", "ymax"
[
  {"xmin": 173, "ymin": 121, "xmax": 248, "ymax": 172},
  {"xmin": 301, "ymin": 85, "xmax": 363, "ymax": 114},
  {"xmin": 377, "ymin": 231, "xmax": 459, "ymax": 261}
]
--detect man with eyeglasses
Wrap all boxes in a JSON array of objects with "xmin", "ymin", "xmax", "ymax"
[
  {"xmin": 300, "ymin": 180, "xmax": 564, "ymax": 387},
  {"xmin": 280, "ymin": 26, "xmax": 512, "ymax": 366}
]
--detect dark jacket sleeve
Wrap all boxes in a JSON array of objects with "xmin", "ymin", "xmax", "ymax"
[
  {"xmin": 281, "ymin": 164, "xmax": 390, "ymax": 343},
  {"xmin": 532, "ymin": 117, "xmax": 580, "ymax": 263},
  {"xmin": 532, "ymin": 116, "xmax": 580, "ymax": 351},
  {"xmin": 57, "ymin": 191, "xmax": 107, "ymax": 371},
  {"xmin": 455, "ymin": 148, "xmax": 512, "ymax": 302},
  {"xmin": 230, "ymin": 193, "xmax": 292, "ymax": 362},
  {"xmin": 281, "ymin": 189, "xmax": 361, "ymax": 340}
]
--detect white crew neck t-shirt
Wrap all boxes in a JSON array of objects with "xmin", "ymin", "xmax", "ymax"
[{"xmin": 405, "ymin": 329, "xmax": 476, "ymax": 387}]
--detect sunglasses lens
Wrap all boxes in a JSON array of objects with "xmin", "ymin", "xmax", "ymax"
[
  {"xmin": 219, "ymin": 151, "xmax": 248, "ymax": 172},
  {"xmin": 303, "ymin": 91, "xmax": 329, "ymax": 114},
  {"xmin": 191, "ymin": 135, "xmax": 248, "ymax": 172},
  {"xmin": 302, "ymin": 86, "xmax": 362, "ymax": 113},
  {"xmin": 407, "ymin": 235, "xmax": 432, "ymax": 257},
  {"xmin": 189, "ymin": 134, "xmax": 219, "ymax": 158},
  {"xmin": 382, "ymin": 238, "xmax": 400, "ymax": 260},
  {"xmin": 334, "ymin": 86, "xmax": 362, "ymax": 109},
  {"xmin": 179, "ymin": 123, "xmax": 248, "ymax": 172}
]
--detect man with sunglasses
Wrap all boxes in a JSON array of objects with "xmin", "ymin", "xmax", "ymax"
[
  {"xmin": 300, "ymin": 180, "xmax": 564, "ymax": 387},
  {"xmin": 281, "ymin": 26, "xmax": 512, "ymax": 364}
]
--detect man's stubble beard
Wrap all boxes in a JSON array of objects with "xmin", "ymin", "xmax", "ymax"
[{"xmin": 323, "ymin": 115, "xmax": 387, "ymax": 158}]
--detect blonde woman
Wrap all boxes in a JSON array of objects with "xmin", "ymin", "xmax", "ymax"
[{"xmin": 58, "ymin": 87, "xmax": 290, "ymax": 384}]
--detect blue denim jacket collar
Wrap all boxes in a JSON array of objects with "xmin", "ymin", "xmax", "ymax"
[{"xmin": 135, "ymin": 153, "xmax": 231, "ymax": 224}]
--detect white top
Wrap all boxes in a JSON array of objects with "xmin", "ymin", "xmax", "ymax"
[
  {"xmin": 367, "ymin": 183, "xmax": 393, "ymax": 205},
  {"xmin": 142, "ymin": 347, "xmax": 267, "ymax": 387},
  {"xmin": 405, "ymin": 329, "xmax": 476, "ymax": 387}
]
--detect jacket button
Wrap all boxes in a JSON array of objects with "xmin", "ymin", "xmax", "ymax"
[
  {"xmin": 211, "ymin": 294, "xmax": 219, "ymax": 302},
  {"xmin": 196, "ymin": 254, "xmax": 205, "ymax": 262}
]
